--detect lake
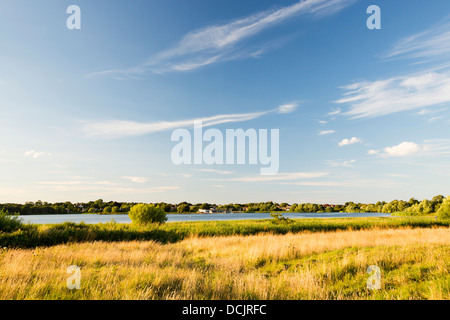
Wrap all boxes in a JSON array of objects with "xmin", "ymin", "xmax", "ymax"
[{"xmin": 17, "ymin": 212, "xmax": 392, "ymax": 224}]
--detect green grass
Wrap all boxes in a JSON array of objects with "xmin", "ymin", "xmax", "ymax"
[
  {"xmin": 1, "ymin": 216, "xmax": 449, "ymax": 249},
  {"xmin": 391, "ymin": 211, "xmax": 437, "ymax": 217},
  {"xmin": 1, "ymin": 228, "xmax": 448, "ymax": 299}
]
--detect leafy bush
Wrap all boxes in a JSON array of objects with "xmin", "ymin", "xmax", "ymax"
[
  {"xmin": 0, "ymin": 209, "xmax": 23, "ymax": 232},
  {"xmin": 128, "ymin": 204, "xmax": 167, "ymax": 225},
  {"xmin": 437, "ymin": 196, "xmax": 450, "ymax": 220},
  {"xmin": 270, "ymin": 212, "xmax": 293, "ymax": 225}
]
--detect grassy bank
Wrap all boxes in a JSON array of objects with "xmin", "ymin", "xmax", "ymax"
[
  {"xmin": 0, "ymin": 216, "xmax": 449, "ymax": 248},
  {"xmin": 0, "ymin": 227, "xmax": 448, "ymax": 299}
]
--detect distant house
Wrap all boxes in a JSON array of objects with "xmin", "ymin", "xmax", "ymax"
[{"xmin": 198, "ymin": 208, "xmax": 218, "ymax": 214}]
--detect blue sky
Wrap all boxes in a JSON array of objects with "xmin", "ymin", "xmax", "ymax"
[{"xmin": 1, "ymin": 0, "xmax": 450, "ymax": 204}]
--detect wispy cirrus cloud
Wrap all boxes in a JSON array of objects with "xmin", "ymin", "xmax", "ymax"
[
  {"xmin": 384, "ymin": 16, "xmax": 450, "ymax": 62},
  {"xmin": 230, "ymin": 171, "xmax": 328, "ymax": 182},
  {"xmin": 196, "ymin": 168, "xmax": 234, "ymax": 175},
  {"xmin": 24, "ymin": 150, "xmax": 52, "ymax": 159},
  {"xmin": 336, "ymin": 17, "xmax": 450, "ymax": 119},
  {"xmin": 327, "ymin": 108, "xmax": 341, "ymax": 116},
  {"xmin": 318, "ymin": 130, "xmax": 335, "ymax": 135},
  {"xmin": 82, "ymin": 103, "xmax": 297, "ymax": 139},
  {"xmin": 326, "ymin": 159, "xmax": 356, "ymax": 167},
  {"xmin": 277, "ymin": 102, "xmax": 299, "ymax": 114},
  {"xmin": 336, "ymin": 68, "xmax": 450, "ymax": 119},
  {"xmin": 88, "ymin": 0, "xmax": 355, "ymax": 77},
  {"xmin": 33, "ymin": 180, "xmax": 178, "ymax": 194},
  {"xmin": 122, "ymin": 176, "xmax": 148, "ymax": 184}
]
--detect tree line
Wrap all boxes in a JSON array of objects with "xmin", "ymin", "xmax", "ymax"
[{"xmin": 0, "ymin": 195, "xmax": 447, "ymax": 216}]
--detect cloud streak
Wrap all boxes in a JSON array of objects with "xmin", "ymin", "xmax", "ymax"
[
  {"xmin": 318, "ymin": 130, "xmax": 335, "ymax": 135},
  {"xmin": 88, "ymin": 0, "xmax": 355, "ymax": 77},
  {"xmin": 82, "ymin": 103, "xmax": 297, "ymax": 139},
  {"xmin": 384, "ymin": 17, "xmax": 450, "ymax": 61},
  {"xmin": 230, "ymin": 171, "xmax": 328, "ymax": 182},
  {"xmin": 336, "ymin": 68, "xmax": 450, "ymax": 119},
  {"xmin": 24, "ymin": 150, "xmax": 52, "ymax": 159}
]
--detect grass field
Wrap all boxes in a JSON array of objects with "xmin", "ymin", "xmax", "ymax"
[
  {"xmin": 0, "ymin": 226, "xmax": 449, "ymax": 299},
  {"xmin": 1, "ymin": 216, "xmax": 449, "ymax": 248}
]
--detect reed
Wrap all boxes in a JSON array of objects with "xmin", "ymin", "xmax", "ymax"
[
  {"xmin": 0, "ymin": 227, "xmax": 448, "ymax": 300},
  {"xmin": 1, "ymin": 216, "xmax": 448, "ymax": 249}
]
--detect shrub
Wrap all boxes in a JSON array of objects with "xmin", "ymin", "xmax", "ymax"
[
  {"xmin": 128, "ymin": 204, "xmax": 167, "ymax": 225},
  {"xmin": 437, "ymin": 196, "xmax": 450, "ymax": 220},
  {"xmin": 0, "ymin": 209, "xmax": 23, "ymax": 232},
  {"xmin": 270, "ymin": 212, "xmax": 293, "ymax": 225}
]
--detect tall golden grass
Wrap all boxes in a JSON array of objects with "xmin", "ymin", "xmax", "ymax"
[{"xmin": 0, "ymin": 227, "xmax": 448, "ymax": 299}]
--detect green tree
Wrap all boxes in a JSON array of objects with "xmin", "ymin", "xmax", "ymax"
[
  {"xmin": 177, "ymin": 204, "xmax": 190, "ymax": 213},
  {"xmin": 437, "ymin": 196, "xmax": 450, "ymax": 220},
  {"xmin": 93, "ymin": 199, "xmax": 104, "ymax": 209},
  {"xmin": 111, "ymin": 206, "xmax": 120, "ymax": 213},
  {"xmin": 419, "ymin": 199, "xmax": 433, "ymax": 214},
  {"xmin": 128, "ymin": 204, "xmax": 167, "ymax": 225},
  {"xmin": 120, "ymin": 203, "xmax": 131, "ymax": 212},
  {"xmin": 200, "ymin": 203, "xmax": 211, "ymax": 210}
]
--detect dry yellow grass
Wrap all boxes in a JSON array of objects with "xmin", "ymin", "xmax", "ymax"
[{"xmin": 0, "ymin": 227, "xmax": 449, "ymax": 299}]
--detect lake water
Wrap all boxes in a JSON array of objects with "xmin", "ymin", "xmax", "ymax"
[{"xmin": 17, "ymin": 212, "xmax": 392, "ymax": 224}]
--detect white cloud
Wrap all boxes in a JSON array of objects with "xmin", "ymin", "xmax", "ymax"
[
  {"xmin": 318, "ymin": 130, "xmax": 335, "ymax": 135},
  {"xmin": 88, "ymin": 0, "xmax": 355, "ymax": 77},
  {"xmin": 230, "ymin": 171, "xmax": 328, "ymax": 182},
  {"xmin": 326, "ymin": 159, "xmax": 356, "ymax": 167},
  {"xmin": 82, "ymin": 110, "xmax": 269, "ymax": 138},
  {"xmin": 336, "ymin": 69, "xmax": 450, "ymax": 119},
  {"xmin": 385, "ymin": 173, "xmax": 411, "ymax": 178},
  {"xmin": 328, "ymin": 108, "xmax": 341, "ymax": 115},
  {"xmin": 24, "ymin": 150, "xmax": 52, "ymax": 159},
  {"xmin": 91, "ymin": 186, "xmax": 180, "ymax": 195},
  {"xmin": 82, "ymin": 103, "xmax": 297, "ymax": 139},
  {"xmin": 384, "ymin": 17, "xmax": 450, "ymax": 61},
  {"xmin": 368, "ymin": 140, "xmax": 450, "ymax": 158},
  {"xmin": 123, "ymin": 176, "xmax": 148, "ymax": 184},
  {"xmin": 384, "ymin": 142, "xmax": 421, "ymax": 157},
  {"xmin": 196, "ymin": 168, "xmax": 234, "ymax": 175},
  {"xmin": 277, "ymin": 102, "xmax": 298, "ymax": 114},
  {"xmin": 427, "ymin": 116, "xmax": 444, "ymax": 123},
  {"xmin": 281, "ymin": 181, "xmax": 343, "ymax": 187},
  {"xmin": 338, "ymin": 137, "xmax": 362, "ymax": 147}
]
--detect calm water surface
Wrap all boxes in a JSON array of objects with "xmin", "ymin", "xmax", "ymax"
[{"xmin": 18, "ymin": 212, "xmax": 392, "ymax": 224}]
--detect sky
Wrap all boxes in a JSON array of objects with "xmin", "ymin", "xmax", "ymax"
[{"xmin": 1, "ymin": 0, "xmax": 450, "ymax": 205}]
